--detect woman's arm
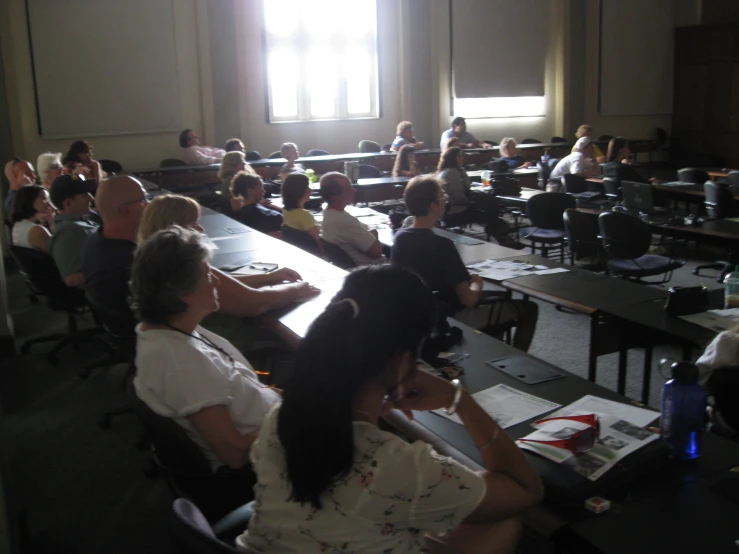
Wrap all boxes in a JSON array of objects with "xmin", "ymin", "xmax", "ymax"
[
  {"xmin": 188, "ymin": 405, "xmax": 258, "ymax": 469},
  {"xmin": 27, "ymin": 225, "xmax": 52, "ymax": 253}
]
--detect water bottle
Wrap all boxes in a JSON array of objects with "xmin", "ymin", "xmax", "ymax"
[
  {"xmin": 660, "ymin": 361, "xmax": 706, "ymax": 460},
  {"xmin": 723, "ymin": 268, "xmax": 739, "ymax": 309},
  {"xmin": 541, "ymin": 150, "xmax": 551, "ymax": 164}
]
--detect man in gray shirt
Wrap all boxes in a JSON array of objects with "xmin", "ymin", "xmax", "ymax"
[{"xmin": 439, "ymin": 117, "xmax": 490, "ymax": 149}]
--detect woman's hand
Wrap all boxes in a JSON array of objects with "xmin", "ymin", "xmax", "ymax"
[
  {"xmin": 272, "ymin": 267, "xmax": 301, "ymax": 283},
  {"xmin": 390, "ymin": 369, "xmax": 457, "ymax": 414},
  {"xmin": 289, "ymin": 281, "xmax": 321, "ymax": 300}
]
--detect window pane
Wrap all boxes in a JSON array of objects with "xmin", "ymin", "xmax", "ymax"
[
  {"xmin": 303, "ymin": 0, "xmax": 342, "ymax": 38},
  {"xmin": 263, "ymin": 0, "xmax": 298, "ymax": 36},
  {"xmin": 269, "ymin": 50, "xmax": 298, "ymax": 117},
  {"xmin": 341, "ymin": 0, "xmax": 376, "ymax": 38},
  {"xmin": 307, "ymin": 49, "xmax": 336, "ymax": 117},
  {"xmin": 346, "ymin": 50, "xmax": 371, "ymax": 114}
]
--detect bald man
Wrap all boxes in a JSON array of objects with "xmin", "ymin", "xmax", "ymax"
[
  {"xmin": 4, "ymin": 158, "xmax": 37, "ymax": 214},
  {"xmin": 82, "ymin": 176, "xmax": 148, "ymax": 316}
]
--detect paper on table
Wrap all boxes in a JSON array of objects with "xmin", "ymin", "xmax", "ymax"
[
  {"xmin": 466, "ymin": 260, "xmax": 569, "ymax": 281},
  {"xmin": 432, "ymin": 384, "xmax": 560, "ymax": 428},
  {"xmin": 542, "ymin": 395, "xmax": 659, "ymax": 427},
  {"xmin": 680, "ymin": 308, "xmax": 739, "ymax": 333},
  {"xmin": 535, "ymin": 268, "xmax": 570, "ymax": 275}
]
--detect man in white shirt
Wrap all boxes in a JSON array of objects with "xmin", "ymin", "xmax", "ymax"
[
  {"xmin": 549, "ymin": 137, "xmax": 601, "ymax": 190},
  {"xmin": 319, "ymin": 172, "xmax": 385, "ymax": 266},
  {"xmin": 179, "ymin": 128, "xmax": 227, "ymax": 165}
]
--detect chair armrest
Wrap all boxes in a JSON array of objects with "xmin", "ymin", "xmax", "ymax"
[{"xmin": 478, "ymin": 290, "xmax": 512, "ymax": 305}]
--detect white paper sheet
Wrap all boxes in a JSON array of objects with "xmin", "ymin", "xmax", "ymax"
[
  {"xmin": 432, "ymin": 384, "xmax": 560, "ymax": 428},
  {"xmin": 466, "ymin": 260, "xmax": 570, "ymax": 281},
  {"xmin": 680, "ymin": 308, "xmax": 739, "ymax": 333},
  {"xmin": 542, "ymin": 395, "xmax": 659, "ymax": 428}
]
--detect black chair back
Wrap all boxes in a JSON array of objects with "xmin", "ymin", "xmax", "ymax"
[
  {"xmin": 704, "ymin": 180, "xmax": 737, "ymax": 219},
  {"xmin": 280, "ymin": 225, "xmax": 321, "ymax": 257},
  {"xmin": 602, "ymin": 177, "xmax": 621, "ymax": 200},
  {"xmin": 598, "ymin": 211, "xmax": 651, "ymax": 260},
  {"xmin": 550, "ymin": 136, "xmax": 567, "ymax": 143},
  {"xmin": 726, "ymin": 171, "xmax": 739, "ymax": 189},
  {"xmin": 706, "ymin": 366, "xmax": 739, "ymax": 432},
  {"xmin": 598, "ymin": 135, "xmax": 614, "ymax": 142},
  {"xmin": 380, "ymin": 143, "xmax": 392, "ymax": 152},
  {"xmin": 358, "ymin": 140, "xmax": 381, "ymax": 153},
  {"xmin": 9, "ymin": 245, "xmax": 83, "ymax": 305},
  {"xmin": 677, "ymin": 168, "xmax": 710, "ymax": 184},
  {"xmin": 563, "ymin": 208, "xmax": 600, "ymax": 260},
  {"xmin": 536, "ymin": 159, "xmax": 560, "ymax": 189},
  {"xmin": 245, "ymin": 151, "xmax": 261, "ymax": 161},
  {"xmin": 305, "ymin": 149, "xmax": 329, "ymax": 157},
  {"xmin": 169, "ymin": 499, "xmax": 239, "ymax": 554},
  {"xmin": 319, "ymin": 240, "xmax": 356, "ymax": 269},
  {"xmin": 268, "ymin": 151, "xmax": 282, "ymax": 159},
  {"xmin": 358, "ymin": 164, "xmax": 382, "ymax": 179},
  {"xmin": 655, "ymin": 127, "xmax": 668, "ymax": 145},
  {"xmin": 99, "ymin": 159, "xmax": 123, "ymax": 175},
  {"xmin": 85, "ymin": 296, "xmax": 137, "ymax": 341},
  {"xmin": 160, "ymin": 159, "xmax": 187, "ymax": 168},
  {"xmin": 526, "ymin": 193, "xmax": 575, "ymax": 230},
  {"xmin": 562, "ymin": 174, "xmax": 588, "ymax": 194},
  {"xmin": 521, "ymin": 138, "xmax": 542, "ymax": 144}
]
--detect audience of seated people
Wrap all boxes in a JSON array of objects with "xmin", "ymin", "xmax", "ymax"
[
  {"xmin": 224, "ymin": 138, "xmax": 245, "ymax": 153},
  {"xmin": 63, "ymin": 140, "xmax": 103, "ymax": 182},
  {"xmin": 237, "ymin": 264, "xmax": 543, "ymax": 553},
  {"xmin": 180, "ymin": 128, "xmax": 226, "ymax": 165},
  {"xmin": 392, "ymin": 175, "xmax": 538, "ymax": 350},
  {"xmin": 498, "ymin": 137, "xmax": 533, "ymax": 169},
  {"xmin": 218, "ymin": 151, "xmax": 256, "ymax": 199},
  {"xmin": 131, "ymin": 226, "xmax": 282, "ymax": 471},
  {"xmin": 392, "ymin": 144, "xmax": 421, "ymax": 177},
  {"xmin": 572, "ymin": 124, "xmax": 605, "ymax": 163},
  {"xmin": 391, "ymin": 120, "xmax": 425, "ymax": 151},
  {"xmin": 549, "ymin": 137, "xmax": 601, "ymax": 190},
  {"xmin": 4, "ymin": 157, "xmax": 37, "ymax": 214},
  {"xmin": 281, "ymin": 173, "xmax": 322, "ymax": 251},
  {"xmin": 48, "ymin": 174, "xmax": 99, "ymax": 288},
  {"xmin": 439, "ymin": 116, "xmax": 489, "ymax": 149},
  {"xmin": 278, "ymin": 142, "xmax": 305, "ymax": 181},
  {"xmin": 36, "ymin": 152, "xmax": 64, "ymax": 191},
  {"xmin": 9, "ymin": 184, "xmax": 55, "ymax": 252},
  {"xmin": 228, "ymin": 172, "xmax": 283, "ymax": 236},
  {"xmin": 603, "ymin": 136, "xmax": 658, "ymax": 185},
  {"xmin": 319, "ymin": 171, "xmax": 385, "ymax": 265}
]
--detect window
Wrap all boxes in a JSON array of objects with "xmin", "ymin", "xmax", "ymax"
[
  {"xmin": 262, "ymin": 0, "xmax": 379, "ymax": 123},
  {"xmin": 453, "ymin": 97, "xmax": 546, "ymax": 119}
]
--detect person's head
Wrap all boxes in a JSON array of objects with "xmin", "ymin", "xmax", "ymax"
[
  {"xmin": 499, "ymin": 137, "xmax": 518, "ymax": 158},
  {"xmin": 37, "ymin": 153, "xmax": 64, "ymax": 187},
  {"xmin": 230, "ymin": 172, "xmax": 264, "ymax": 204},
  {"xmin": 62, "ymin": 140, "xmax": 93, "ymax": 166},
  {"xmin": 277, "ymin": 264, "xmax": 435, "ymax": 508},
  {"xmin": 49, "ymin": 174, "xmax": 95, "ymax": 215},
  {"xmin": 606, "ymin": 136, "xmax": 630, "ymax": 163},
  {"xmin": 130, "ymin": 226, "xmax": 219, "ymax": 326},
  {"xmin": 396, "ymin": 120, "xmax": 413, "ymax": 140},
  {"xmin": 6, "ymin": 159, "xmax": 36, "ymax": 188},
  {"xmin": 319, "ymin": 171, "xmax": 354, "ymax": 208},
  {"xmin": 282, "ymin": 173, "xmax": 311, "ymax": 210},
  {"xmin": 179, "ymin": 128, "xmax": 198, "ymax": 148},
  {"xmin": 218, "ymin": 151, "xmax": 247, "ymax": 181},
  {"xmin": 444, "ymin": 136, "xmax": 460, "ymax": 150},
  {"xmin": 138, "ymin": 194, "xmax": 202, "ymax": 243},
  {"xmin": 574, "ymin": 137, "xmax": 593, "ymax": 158},
  {"xmin": 10, "ymin": 185, "xmax": 51, "ymax": 224},
  {"xmin": 437, "ymin": 146, "xmax": 463, "ymax": 172},
  {"xmin": 95, "ymin": 176, "xmax": 148, "ymax": 234},
  {"xmin": 280, "ymin": 142, "xmax": 299, "ymax": 161},
  {"xmin": 575, "ymin": 124, "xmax": 593, "ymax": 139},
  {"xmin": 224, "ymin": 138, "xmax": 244, "ymax": 153},
  {"xmin": 451, "ymin": 116, "xmax": 466, "ymax": 135},
  {"xmin": 392, "ymin": 144, "xmax": 416, "ymax": 176},
  {"xmin": 404, "ymin": 175, "xmax": 446, "ymax": 221}
]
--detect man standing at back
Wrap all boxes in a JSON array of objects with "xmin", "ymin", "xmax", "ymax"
[{"xmin": 319, "ymin": 172, "xmax": 384, "ymax": 266}]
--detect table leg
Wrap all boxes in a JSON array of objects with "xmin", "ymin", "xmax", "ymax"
[
  {"xmin": 642, "ymin": 344, "xmax": 653, "ymax": 404},
  {"xmin": 617, "ymin": 327, "xmax": 628, "ymax": 395},
  {"xmin": 588, "ymin": 315, "xmax": 598, "ymax": 382}
]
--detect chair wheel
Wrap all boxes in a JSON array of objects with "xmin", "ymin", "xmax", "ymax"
[
  {"xmin": 98, "ymin": 416, "xmax": 112, "ymax": 430},
  {"xmin": 47, "ymin": 354, "xmax": 59, "ymax": 366},
  {"xmin": 20, "ymin": 343, "xmax": 31, "ymax": 355}
]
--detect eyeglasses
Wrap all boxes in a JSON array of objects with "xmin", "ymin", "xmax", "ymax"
[
  {"xmin": 519, "ymin": 414, "xmax": 600, "ymax": 454},
  {"xmin": 122, "ymin": 196, "xmax": 149, "ymax": 207}
]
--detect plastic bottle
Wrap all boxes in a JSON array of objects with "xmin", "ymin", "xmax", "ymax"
[
  {"xmin": 541, "ymin": 150, "xmax": 551, "ymax": 164},
  {"xmin": 481, "ymin": 169, "xmax": 491, "ymax": 187},
  {"xmin": 660, "ymin": 361, "xmax": 706, "ymax": 460},
  {"xmin": 723, "ymin": 267, "xmax": 739, "ymax": 309}
]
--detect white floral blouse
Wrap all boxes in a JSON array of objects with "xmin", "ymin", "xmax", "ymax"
[{"xmin": 237, "ymin": 406, "xmax": 486, "ymax": 553}]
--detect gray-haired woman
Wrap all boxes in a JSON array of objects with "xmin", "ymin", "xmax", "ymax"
[{"xmin": 131, "ymin": 225, "xmax": 280, "ymax": 471}]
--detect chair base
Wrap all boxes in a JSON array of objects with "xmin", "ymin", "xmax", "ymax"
[
  {"xmin": 693, "ymin": 261, "xmax": 732, "ymax": 283},
  {"xmin": 21, "ymin": 327, "xmax": 111, "ymax": 366}
]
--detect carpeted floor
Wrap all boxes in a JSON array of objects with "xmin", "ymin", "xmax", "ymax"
[{"xmin": 0, "ymin": 231, "xmax": 725, "ymax": 553}]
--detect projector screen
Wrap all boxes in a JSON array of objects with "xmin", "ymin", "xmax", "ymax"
[
  {"xmin": 598, "ymin": 0, "xmax": 675, "ymax": 115},
  {"xmin": 26, "ymin": 0, "xmax": 182, "ymax": 138}
]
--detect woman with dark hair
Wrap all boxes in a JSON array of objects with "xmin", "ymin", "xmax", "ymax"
[
  {"xmin": 229, "ymin": 172, "xmax": 283, "ymax": 236},
  {"xmin": 281, "ymin": 173, "xmax": 321, "ymax": 249},
  {"xmin": 62, "ymin": 140, "xmax": 103, "ymax": 182},
  {"xmin": 392, "ymin": 144, "xmax": 421, "ymax": 177},
  {"xmin": 10, "ymin": 184, "xmax": 55, "ymax": 252},
  {"xmin": 436, "ymin": 147, "xmax": 471, "ymax": 210},
  {"xmin": 238, "ymin": 265, "xmax": 543, "ymax": 554},
  {"xmin": 603, "ymin": 137, "xmax": 656, "ymax": 184}
]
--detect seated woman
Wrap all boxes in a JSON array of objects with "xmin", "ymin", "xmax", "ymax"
[
  {"xmin": 278, "ymin": 143, "xmax": 305, "ymax": 181},
  {"xmin": 603, "ymin": 137, "xmax": 658, "ymax": 184},
  {"xmin": 237, "ymin": 265, "xmax": 543, "ymax": 553},
  {"xmin": 62, "ymin": 140, "xmax": 103, "ymax": 182},
  {"xmin": 281, "ymin": 173, "xmax": 322, "ymax": 251},
  {"xmin": 391, "ymin": 121, "xmax": 425, "ymax": 151},
  {"xmin": 131, "ymin": 225, "xmax": 281, "ymax": 471},
  {"xmin": 218, "ymin": 151, "xmax": 256, "ymax": 199},
  {"xmin": 392, "ymin": 144, "xmax": 421, "ymax": 178},
  {"xmin": 36, "ymin": 152, "xmax": 64, "ymax": 190},
  {"xmin": 498, "ymin": 137, "xmax": 532, "ymax": 169},
  {"xmin": 10, "ymin": 185, "xmax": 55, "ymax": 252},
  {"xmin": 229, "ymin": 172, "xmax": 283, "ymax": 237}
]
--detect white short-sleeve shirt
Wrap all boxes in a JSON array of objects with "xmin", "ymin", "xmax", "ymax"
[
  {"xmin": 133, "ymin": 324, "xmax": 281, "ymax": 470},
  {"xmin": 695, "ymin": 330, "xmax": 739, "ymax": 386},
  {"xmin": 237, "ymin": 406, "xmax": 486, "ymax": 553},
  {"xmin": 320, "ymin": 208, "xmax": 384, "ymax": 266},
  {"xmin": 549, "ymin": 151, "xmax": 593, "ymax": 180}
]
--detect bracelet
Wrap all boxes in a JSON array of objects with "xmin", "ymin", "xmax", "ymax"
[
  {"xmin": 444, "ymin": 379, "xmax": 464, "ymax": 415},
  {"xmin": 476, "ymin": 428, "xmax": 500, "ymax": 450}
]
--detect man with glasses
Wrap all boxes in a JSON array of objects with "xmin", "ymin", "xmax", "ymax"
[{"xmin": 82, "ymin": 175, "xmax": 148, "ymax": 316}]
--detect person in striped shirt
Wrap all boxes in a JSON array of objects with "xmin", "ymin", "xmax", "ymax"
[{"xmin": 391, "ymin": 121, "xmax": 425, "ymax": 151}]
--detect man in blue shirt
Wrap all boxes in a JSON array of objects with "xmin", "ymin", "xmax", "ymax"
[{"xmin": 439, "ymin": 117, "xmax": 490, "ymax": 150}]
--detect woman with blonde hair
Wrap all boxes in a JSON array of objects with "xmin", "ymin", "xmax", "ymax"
[
  {"xmin": 138, "ymin": 195, "xmax": 203, "ymax": 243},
  {"xmin": 218, "ymin": 151, "xmax": 256, "ymax": 199},
  {"xmin": 498, "ymin": 138, "xmax": 532, "ymax": 169},
  {"xmin": 36, "ymin": 152, "xmax": 64, "ymax": 190},
  {"xmin": 391, "ymin": 121, "xmax": 424, "ymax": 151}
]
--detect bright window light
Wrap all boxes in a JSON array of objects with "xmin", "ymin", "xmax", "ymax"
[
  {"xmin": 263, "ymin": 0, "xmax": 298, "ymax": 36},
  {"xmin": 308, "ymin": 49, "xmax": 337, "ymax": 117},
  {"xmin": 454, "ymin": 97, "xmax": 546, "ymax": 119},
  {"xmin": 268, "ymin": 50, "xmax": 298, "ymax": 117},
  {"xmin": 346, "ymin": 50, "xmax": 371, "ymax": 114}
]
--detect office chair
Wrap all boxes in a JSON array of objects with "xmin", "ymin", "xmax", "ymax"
[
  {"xmin": 280, "ymin": 225, "xmax": 322, "ymax": 257},
  {"xmin": 693, "ymin": 181, "xmax": 737, "ymax": 281},
  {"xmin": 98, "ymin": 159, "xmax": 123, "ymax": 175},
  {"xmin": 169, "ymin": 498, "xmax": 244, "ymax": 553},
  {"xmin": 160, "ymin": 158, "xmax": 187, "ymax": 168},
  {"xmin": 10, "ymin": 245, "xmax": 109, "ymax": 365},
  {"xmin": 305, "ymin": 149, "xmax": 329, "ymax": 157},
  {"xmin": 602, "ymin": 177, "xmax": 621, "ymax": 201},
  {"xmin": 521, "ymin": 138, "xmax": 542, "ymax": 144},
  {"xmin": 677, "ymin": 168, "xmax": 710, "ymax": 184},
  {"xmin": 319, "ymin": 240, "xmax": 356, "ymax": 269},
  {"xmin": 358, "ymin": 140, "xmax": 381, "ymax": 153},
  {"xmin": 705, "ymin": 366, "xmax": 739, "ymax": 438},
  {"xmin": 598, "ymin": 211, "xmax": 684, "ymax": 284},
  {"xmin": 562, "ymin": 174, "xmax": 589, "ymax": 194},
  {"xmin": 726, "ymin": 171, "xmax": 739, "ymax": 189},
  {"xmin": 267, "ymin": 151, "xmax": 282, "ymax": 159},
  {"xmin": 244, "ymin": 151, "xmax": 261, "ymax": 162},
  {"xmin": 563, "ymin": 208, "xmax": 602, "ymax": 267},
  {"xmin": 536, "ymin": 158, "xmax": 560, "ymax": 190},
  {"xmin": 598, "ymin": 135, "xmax": 614, "ymax": 142},
  {"xmin": 550, "ymin": 136, "xmax": 568, "ymax": 143},
  {"xmin": 519, "ymin": 193, "xmax": 575, "ymax": 262},
  {"xmin": 380, "ymin": 143, "xmax": 392, "ymax": 152},
  {"xmin": 357, "ymin": 164, "xmax": 382, "ymax": 179}
]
